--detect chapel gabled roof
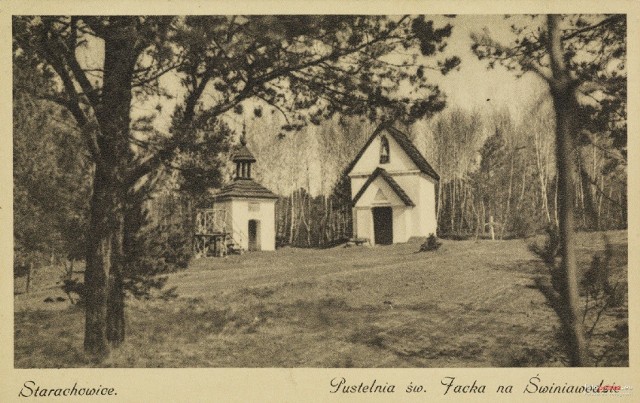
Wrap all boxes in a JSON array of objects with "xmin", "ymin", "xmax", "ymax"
[
  {"xmin": 345, "ymin": 123, "xmax": 440, "ymax": 181},
  {"xmin": 213, "ymin": 178, "xmax": 279, "ymax": 201},
  {"xmin": 352, "ymin": 167, "xmax": 415, "ymax": 207}
]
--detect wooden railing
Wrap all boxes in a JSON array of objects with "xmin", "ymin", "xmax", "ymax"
[{"xmin": 194, "ymin": 208, "xmax": 227, "ymax": 235}]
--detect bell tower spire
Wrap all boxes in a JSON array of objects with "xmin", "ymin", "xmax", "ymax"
[
  {"xmin": 240, "ymin": 119, "xmax": 247, "ymax": 146},
  {"xmin": 233, "ymin": 123, "xmax": 256, "ymax": 180}
]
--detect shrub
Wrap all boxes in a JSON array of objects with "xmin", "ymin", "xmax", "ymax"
[
  {"xmin": 530, "ymin": 229, "xmax": 628, "ymax": 365},
  {"xmin": 529, "ymin": 225, "xmax": 561, "ymax": 265},
  {"xmin": 419, "ymin": 234, "xmax": 442, "ymax": 252},
  {"xmin": 581, "ymin": 237, "xmax": 626, "ymax": 337}
]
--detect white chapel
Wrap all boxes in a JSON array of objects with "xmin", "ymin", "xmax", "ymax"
[
  {"xmin": 346, "ymin": 124, "xmax": 439, "ymax": 245},
  {"xmin": 210, "ymin": 141, "xmax": 278, "ymax": 252}
]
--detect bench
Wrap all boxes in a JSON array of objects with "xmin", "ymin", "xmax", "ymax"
[{"xmin": 345, "ymin": 237, "xmax": 370, "ymax": 247}]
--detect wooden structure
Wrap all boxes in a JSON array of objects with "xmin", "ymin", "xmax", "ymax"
[
  {"xmin": 345, "ymin": 237, "xmax": 371, "ymax": 247},
  {"xmin": 193, "ymin": 208, "xmax": 241, "ymax": 258}
]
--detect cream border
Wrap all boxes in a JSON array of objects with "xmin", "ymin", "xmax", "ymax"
[{"xmin": 1, "ymin": 1, "xmax": 638, "ymax": 402}]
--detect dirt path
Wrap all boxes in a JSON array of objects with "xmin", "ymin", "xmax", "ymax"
[{"xmin": 160, "ymin": 238, "xmax": 561, "ymax": 367}]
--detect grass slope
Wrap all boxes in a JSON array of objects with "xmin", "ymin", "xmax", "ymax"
[{"xmin": 14, "ymin": 231, "xmax": 628, "ymax": 368}]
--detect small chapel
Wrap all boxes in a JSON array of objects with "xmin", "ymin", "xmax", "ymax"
[
  {"xmin": 346, "ymin": 123, "xmax": 439, "ymax": 245},
  {"xmin": 194, "ymin": 139, "xmax": 278, "ymax": 257}
]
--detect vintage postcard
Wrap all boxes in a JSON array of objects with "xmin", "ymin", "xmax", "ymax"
[{"xmin": 1, "ymin": 0, "xmax": 638, "ymax": 401}]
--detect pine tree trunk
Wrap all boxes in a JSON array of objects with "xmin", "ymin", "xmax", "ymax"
[
  {"xmin": 84, "ymin": 170, "xmax": 127, "ymax": 355},
  {"xmin": 84, "ymin": 167, "xmax": 116, "ymax": 357},
  {"xmin": 107, "ymin": 211, "xmax": 125, "ymax": 345},
  {"xmin": 547, "ymin": 14, "xmax": 588, "ymax": 367},
  {"xmin": 84, "ymin": 29, "xmax": 136, "ymax": 357},
  {"xmin": 553, "ymin": 89, "xmax": 587, "ymax": 366}
]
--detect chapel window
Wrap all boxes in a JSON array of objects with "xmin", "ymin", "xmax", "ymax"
[{"xmin": 380, "ymin": 135, "xmax": 390, "ymax": 164}]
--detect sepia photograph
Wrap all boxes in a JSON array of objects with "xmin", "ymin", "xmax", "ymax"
[{"xmin": 3, "ymin": 1, "xmax": 638, "ymax": 401}]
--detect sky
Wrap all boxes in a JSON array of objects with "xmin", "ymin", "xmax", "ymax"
[
  {"xmin": 430, "ymin": 15, "xmax": 545, "ymax": 116},
  {"xmin": 75, "ymin": 15, "xmax": 554, "ymax": 195},
  {"xmin": 119, "ymin": 15, "xmax": 549, "ymax": 135},
  {"xmin": 243, "ymin": 15, "xmax": 551, "ymax": 196}
]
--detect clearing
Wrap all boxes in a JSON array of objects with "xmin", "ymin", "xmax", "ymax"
[{"xmin": 14, "ymin": 231, "xmax": 628, "ymax": 367}]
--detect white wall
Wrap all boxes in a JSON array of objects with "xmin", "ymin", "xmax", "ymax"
[
  {"xmin": 418, "ymin": 175, "xmax": 438, "ymax": 236},
  {"xmin": 353, "ymin": 207, "xmax": 372, "ymax": 241},
  {"xmin": 258, "ymin": 201, "xmax": 276, "ymax": 251},
  {"xmin": 349, "ymin": 132, "xmax": 418, "ymax": 178},
  {"xmin": 350, "ymin": 174, "xmax": 438, "ymax": 242},
  {"xmin": 350, "ymin": 176, "xmax": 366, "ymax": 200},
  {"xmin": 353, "ymin": 176, "xmax": 406, "ymax": 208},
  {"xmin": 348, "ymin": 128, "xmax": 438, "ymax": 244},
  {"xmin": 392, "ymin": 207, "xmax": 409, "ymax": 243},
  {"xmin": 214, "ymin": 200, "xmax": 232, "ymax": 231},
  {"xmin": 227, "ymin": 198, "xmax": 276, "ymax": 251},
  {"xmin": 392, "ymin": 174, "xmax": 423, "ymax": 237},
  {"xmin": 393, "ymin": 173, "xmax": 419, "ymax": 206}
]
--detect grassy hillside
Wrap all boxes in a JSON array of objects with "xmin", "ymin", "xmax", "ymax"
[{"xmin": 14, "ymin": 231, "xmax": 628, "ymax": 367}]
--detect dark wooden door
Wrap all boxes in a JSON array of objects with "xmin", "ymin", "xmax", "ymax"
[
  {"xmin": 372, "ymin": 207, "xmax": 393, "ymax": 245},
  {"xmin": 248, "ymin": 220, "xmax": 260, "ymax": 251}
]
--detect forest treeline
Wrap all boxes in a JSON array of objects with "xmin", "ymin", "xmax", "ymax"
[
  {"xmin": 270, "ymin": 95, "xmax": 626, "ymax": 246},
  {"xmin": 12, "ymin": 15, "xmax": 626, "ymax": 271},
  {"xmin": 15, "ymin": 98, "xmax": 627, "ymax": 268},
  {"xmin": 13, "ymin": 15, "xmax": 626, "ymax": 269},
  {"xmin": 144, "ymin": 96, "xmax": 626, "ymax": 251}
]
